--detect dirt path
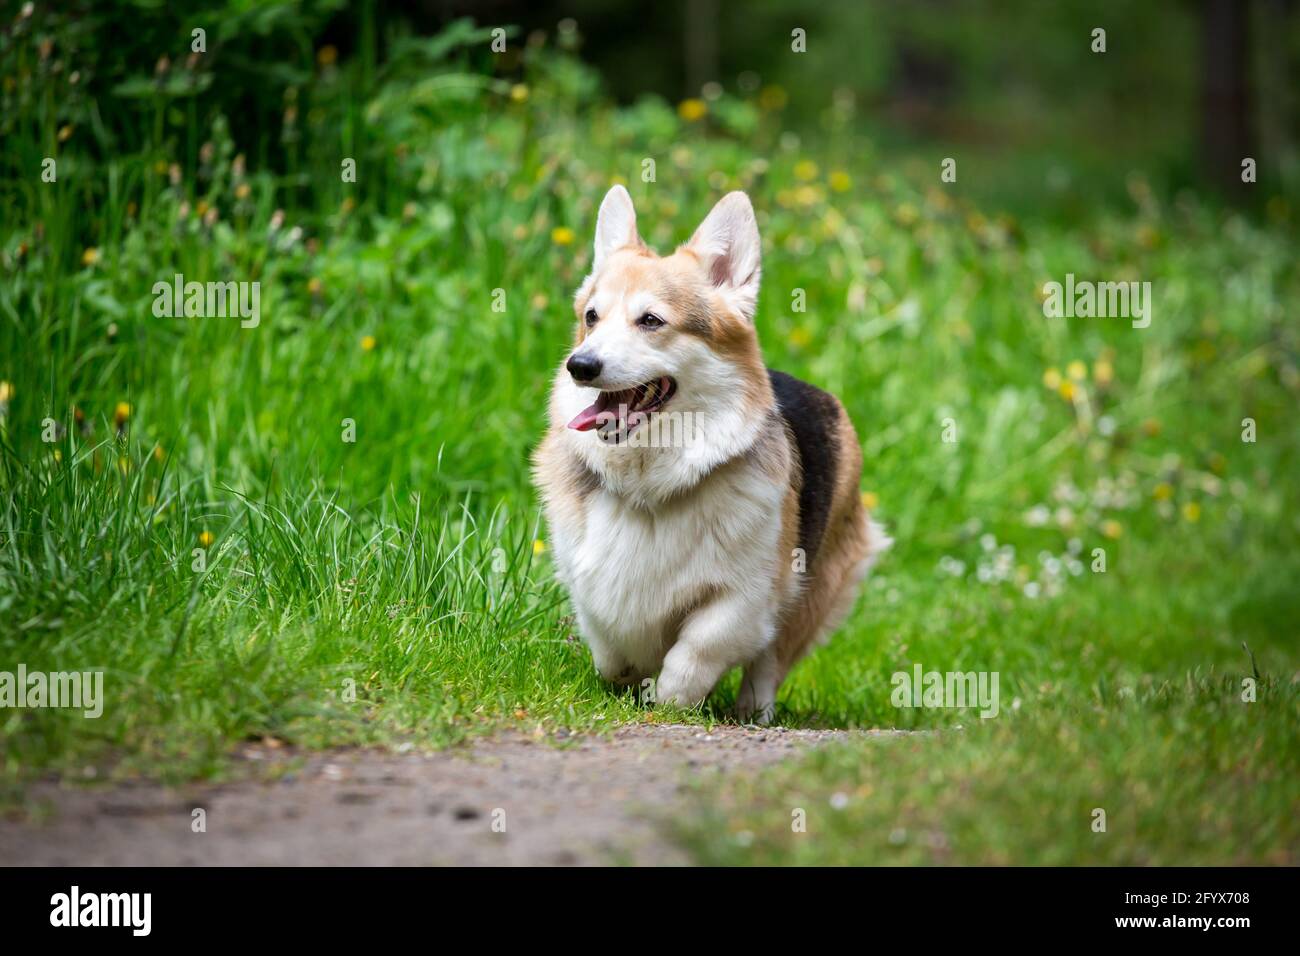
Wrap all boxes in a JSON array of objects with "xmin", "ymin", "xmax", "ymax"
[{"xmin": 4, "ymin": 724, "xmax": 906, "ymax": 866}]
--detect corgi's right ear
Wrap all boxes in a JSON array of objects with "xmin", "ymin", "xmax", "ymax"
[{"xmin": 592, "ymin": 184, "xmax": 641, "ymax": 272}]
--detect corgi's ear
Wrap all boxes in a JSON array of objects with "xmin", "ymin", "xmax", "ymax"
[
  {"xmin": 686, "ymin": 191, "xmax": 761, "ymax": 321},
  {"xmin": 592, "ymin": 184, "xmax": 641, "ymax": 272}
]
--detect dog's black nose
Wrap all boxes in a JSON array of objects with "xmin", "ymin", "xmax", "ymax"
[{"xmin": 566, "ymin": 353, "xmax": 602, "ymax": 383}]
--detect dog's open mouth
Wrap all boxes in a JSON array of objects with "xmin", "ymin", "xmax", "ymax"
[{"xmin": 566, "ymin": 376, "xmax": 677, "ymax": 435}]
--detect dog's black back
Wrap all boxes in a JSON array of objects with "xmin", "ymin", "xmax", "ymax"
[{"xmin": 768, "ymin": 369, "xmax": 841, "ymax": 565}]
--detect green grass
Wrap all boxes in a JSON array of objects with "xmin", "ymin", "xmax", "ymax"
[
  {"xmin": 673, "ymin": 674, "xmax": 1299, "ymax": 865},
  {"xmin": 1, "ymin": 18, "xmax": 1297, "ymax": 862}
]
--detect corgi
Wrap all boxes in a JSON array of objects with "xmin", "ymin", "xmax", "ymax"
[{"xmin": 533, "ymin": 186, "xmax": 890, "ymax": 724}]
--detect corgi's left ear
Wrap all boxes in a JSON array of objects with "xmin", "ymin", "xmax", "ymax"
[{"xmin": 687, "ymin": 191, "xmax": 761, "ymax": 321}]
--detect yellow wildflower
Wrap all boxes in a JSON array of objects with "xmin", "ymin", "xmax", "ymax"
[
  {"xmin": 551, "ymin": 226, "xmax": 575, "ymax": 245},
  {"xmin": 794, "ymin": 185, "xmax": 819, "ymax": 206},
  {"xmin": 758, "ymin": 85, "xmax": 787, "ymax": 110},
  {"xmin": 360, "ymin": 335, "xmax": 376, "ymax": 351},
  {"xmin": 677, "ymin": 99, "xmax": 707, "ymax": 122}
]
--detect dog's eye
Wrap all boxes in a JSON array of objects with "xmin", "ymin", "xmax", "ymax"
[
  {"xmin": 637, "ymin": 313, "xmax": 665, "ymax": 330},
  {"xmin": 584, "ymin": 309, "xmax": 598, "ymax": 327}
]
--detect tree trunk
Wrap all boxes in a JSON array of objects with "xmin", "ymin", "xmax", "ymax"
[
  {"xmin": 684, "ymin": 0, "xmax": 720, "ymax": 99},
  {"xmin": 1200, "ymin": 0, "xmax": 1254, "ymax": 195}
]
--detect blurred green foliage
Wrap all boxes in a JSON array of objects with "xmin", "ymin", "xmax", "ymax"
[{"xmin": 0, "ymin": 4, "xmax": 1296, "ymax": 862}]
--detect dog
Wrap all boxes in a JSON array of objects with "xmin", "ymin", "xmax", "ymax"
[{"xmin": 533, "ymin": 185, "xmax": 890, "ymax": 724}]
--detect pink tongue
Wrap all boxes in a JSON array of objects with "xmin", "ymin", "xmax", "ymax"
[{"xmin": 566, "ymin": 402, "xmax": 605, "ymax": 432}]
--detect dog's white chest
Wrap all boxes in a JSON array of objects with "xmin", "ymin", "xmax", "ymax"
[{"xmin": 561, "ymin": 471, "xmax": 779, "ymax": 648}]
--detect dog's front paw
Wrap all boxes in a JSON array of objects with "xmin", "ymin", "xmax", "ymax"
[
  {"xmin": 653, "ymin": 656, "xmax": 712, "ymax": 709},
  {"xmin": 591, "ymin": 646, "xmax": 639, "ymax": 687},
  {"xmin": 605, "ymin": 664, "xmax": 643, "ymax": 688}
]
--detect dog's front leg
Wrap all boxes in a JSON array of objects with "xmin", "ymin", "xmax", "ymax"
[
  {"xmin": 736, "ymin": 645, "xmax": 779, "ymax": 725},
  {"xmin": 655, "ymin": 592, "xmax": 774, "ymax": 709},
  {"xmin": 579, "ymin": 617, "xmax": 643, "ymax": 687}
]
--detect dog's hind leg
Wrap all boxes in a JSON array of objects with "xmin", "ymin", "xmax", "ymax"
[{"xmin": 772, "ymin": 510, "xmax": 889, "ymax": 689}]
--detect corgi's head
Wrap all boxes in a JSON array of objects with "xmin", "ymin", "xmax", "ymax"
[{"xmin": 548, "ymin": 186, "xmax": 774, "ymax": 501}]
